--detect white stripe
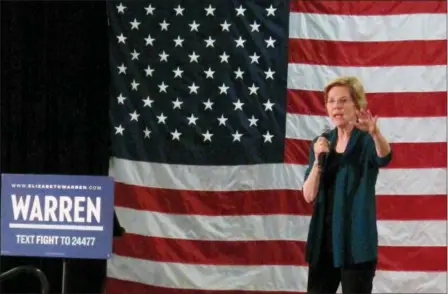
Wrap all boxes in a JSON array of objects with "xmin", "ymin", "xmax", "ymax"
[
  {"xmin": 289, "ymin": 12, "xmax": 447, "ymax": 41},
  {"xmin": 287, "ymin": 64, "xmax": 447, "ymax": 93},
  {"xmin": 8, "ymin": 223, "xmax": 103, "ymax": 231},
  {"xmin": 115, "ymin": 207, "xmax": 447, "ymax": 246},
  {"xmin": 285, "ymin": 114, "xmax": 447, "ymax": 143},
  {"xmin": 110, "ymin": 157, "xmax": 447, "ymax": 195},
  {"xmin": 107, "ymin": 255, "xmax": 447, "ymax": 293}
]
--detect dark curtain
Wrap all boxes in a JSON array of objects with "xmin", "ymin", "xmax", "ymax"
[{"xmin": 1, "ymin": 1, "xmax": 110, "ymax": 293}]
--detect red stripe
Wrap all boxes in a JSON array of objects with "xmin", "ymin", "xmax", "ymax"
[
  {"xmin": 288, "ymin": 39, "xmax": 447, "ymax": 66},
  {"xmin": 113, "ymin": 235, "xmax": 447, "ymax": 271},
  {"xmin": 105, "ymin": 279, "xmax": 304, "ymax": 294},
  {"xmin": 290, "ymin": 1, "xmax": 447, "ymax": 15},
  {"xmin": 285, "ymin": 139, "xmax": 447, "ymax": 169},
  {"xmin": 286, "ymin": 89, "xmax": 447, "ymax": 117},
  {"xmin": 115, "ymin": 183, "xmax": 447, "ymax": 220}
]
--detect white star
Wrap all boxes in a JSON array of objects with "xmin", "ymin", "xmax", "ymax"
[
  {"xmin": 157, "ymin": 113, "xmax": 167, "ymax": 124},
  {"xmin": 142, "ymin": 96, "xmax": 153, "ymax": 107},
  {"xmin": 248, "ymin": 83, "xmax": 259, "ymax": 95},
  {"xmin": 129, "ymin": 111, "xmax": 140, "ymax": 121},
  {"xmin": 188, "ymin": 82, "xmax": 199, "ymax": 94},
  {"xmin": 188, "ymin": 51, "xmax": 200, "ymax": 63},
  {"xmin": 173, "ymin": 36, "xmax": 184, "ymax": 47},
  {"xmin": 174, "ymin": 5, "xmax": 184, "ymax": 15},
  {"xmin": 233, "ymin": 99, "xmax": 244, "ymax": 110},
  {"xmin": 265, "ymin": 36, "xmax": 276, "ymax": 48},
  {"xmin": 145, "ymin": 65, "xmax": 154, "ymax": 77},
  {"xmin": 131, "ymin": 79, "xmax": 139, "ymax": 91},
  {"xmin": 189, "ymin": 21, "xmax": 200, "ymax": 32},
  {"xmin": 234, "ymin": 67, "xmax": 244, "ymax": 79},
  {"xmin": 159, "ymin": 51, "xmax": 169, "ymax": 62},
  {"xmin": 220, "ymin": 20, "xmax": 231, "ymax": 31},
  {"xmin": 235, "ymin": 36, "xmax": 246, "ymax": 48},
  {"xmin": 144, "ymin": 34, "xmax": 155, "ymax": 46},
  {"xmin": 250, "ymin": 21, "xmax": 260, "ymax": 32},
  {"xmin": 117, "ymin": 33, "xmax": 126, "ymax": 44},
  {"xmin": 130, "ymin": 49, "xmax": 140, "ymax": 60},
  {"xmin": 235, "ymin": 5, "xmax": 246, "ymax": 16},
  {"xmin": 263, "ymin": 131, "xmax": 274, "ymax": 143},
  {"xmin": 218, "ymin": 83, "xmax": 229, "ymax": 94},
  {"xmin": 217, "ymin": 115, "xmax": 228, "ymax": 126},
  {"xmin": 130, "ymin": 18, "xmax": 141, "ymax": 30},
  {"xmin": 115, "ymin": 125, "xmax": 125, "ymax": 135},
  {"xmin": 249, "ymin": 52, "xmax": 260, "ymax": 64},
  {"xmin": 203, "ymin": 99, "xmax": 213, "ymax": 110},
  {"xmin": 171, "ymin": 129, "xmax": 181, "ymax": 140},
  {"xmin": 204, "ymin": 67, "xmax": 215, "ymax": 79},
  {"xmin": 173, "ymin": 67, "xmax": 183, "ymax": 78},
  {"xmin": 263, "ymin": 99, "xmax": 274, "ymax": 111},
  {"xmin": 145, "ymin": 4, "xmax": 155, "ymax": 15},
  {"xmin": 117, "ymin": 93, "xmax": 126, "ymax": 104},
  {"xmin": 158, "ymin": 82, "xmax": 168, "ymax": 93},
  {"xmin": 159, "ymin": 19, "xmax": 170, "ymax": 31},
  {"xmin": 116, "ymin": 3, "xmax": 126, "ymax": 14},
  {"xmin": 205, "ymin": 5, "xmax": 215, "ymax": 16},
  {"xmin": 219, "ymin": 52, "xmax": 230, "ymax": 63},
  {"xmin": 202, "ymin": 131, "xmax": 213, "ymax": 142},
  {"xmin": 187, "ymin": 114, "xmax": 198, "ymax": 126},
  {"xmin": 205, "ymin": 36, "xmax": 216, "ymax": 48},
  {"xmin": 117, "ymin": 63, "xmax": 127, "ymax": 74},
  {"xmin": 248, "ymin": 115, "xmax": 258, "ymax": 127},
  {"xmin": 172, "ymin": 97, "xmax": 183, "ymax": 109},
  {"xmin": 143, "ymin": 128, "xmax": 151, "ymax": 139},
  {"xmin": 265, "ymin": 68, "xmax": 275, "ymax": 79},
  {"xmin": 266, "ymin": 5, "xmax": 276, "ymax": 16},
  {"xmin": 232, "ymin": 130, "xmax": 243, "ymax": 142}
]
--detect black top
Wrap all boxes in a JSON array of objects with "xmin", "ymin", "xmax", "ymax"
[{"xmin": 321, "ymin": 150, "xmax": 343, "ymax": 253}]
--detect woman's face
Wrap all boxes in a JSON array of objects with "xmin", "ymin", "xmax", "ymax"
[{"xmin": 326, "ymin": 85, "xmax": 358, "ymax": 128}]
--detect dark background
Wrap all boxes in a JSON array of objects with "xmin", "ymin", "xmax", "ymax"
[{"xmin": 1, "ymin": 1, "xmax": 111, "ymax": 293}]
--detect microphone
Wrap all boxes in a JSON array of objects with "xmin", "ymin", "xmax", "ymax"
[{"xmin": 317, "ymin": 128, "xmax": 332, "ymax": 170}]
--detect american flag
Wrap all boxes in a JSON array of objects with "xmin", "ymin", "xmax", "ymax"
[{"xmin": 105, "ymin": 1, "xmax": 447, "ymax": 293}]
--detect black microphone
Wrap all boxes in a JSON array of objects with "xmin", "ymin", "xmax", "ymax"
[{"xmin": 317, "ymin": 128, "xmax": 331, "ymax": 170}]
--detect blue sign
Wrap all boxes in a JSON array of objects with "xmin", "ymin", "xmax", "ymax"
[{"xmin": 1, "ymin": 173, "xmax": 115, "ymax": 259}]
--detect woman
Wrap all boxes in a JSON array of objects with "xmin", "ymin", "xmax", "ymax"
[{"xmin": 303, "ymin": 76, "xmax": 392, "ymax": 294}]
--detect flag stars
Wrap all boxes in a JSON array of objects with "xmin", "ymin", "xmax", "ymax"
[
  {"xmin": 266, "ymin": 5, "xmax": 276, "ymax": 16},
  {"xmin": 232, "ymin": 130, "xmax": 243, "ymax": 142},
  {"xmin": 129, "ymin": 111, "xmax": 140, "ymax": 121},
  {"xmin": 248, "ymin": 115, "xmax": 258, "ymax": 127},
  {"xmin": 234, "ymin": 67, "xmax": 244, "ymax": 79},
  {"xmin": 157, "ymin": 113, "xmax": 167, "ymax": 124},
  {"xmin": 189, "ymin": 51, "xmax": 200, "ymax": 63},
  {"xmin": 233, "ymin": 99, "xmax": 244, "ymax": 110},
  {"xmin": 173, "ymin": 67, "xmax": 183, "ymax": 78},
  {"xmin": 116, "ymin": 3, "xmax": 126, "ymax": 14},
  {"xmin": 265, "ymin": 37, "xmax": 276, "ymax": 48},
  {"xmin": 188, "ymin": 82, "xmax": 199, "ymax": 94},
  {"xmin": 187, "ymin": 114, "xmax": 198, "ymax": 126},
  {"xmin": 250, "ymin": 21, "xmax": 260, "ymax": 32},
  {"xmin": 145, "ymin": 34, "xmax": 155, "ymax": 46},
  {"xmin": 189, "ymin": 20, "xmax": 200, "ymax": 32},
  {"xmin": 235, "ymin": 5, "xmax": 246, "ymax": 16},
  {"xmin": 158, "ymin": 82, "xmax": 168, "ymax": 93},
  {"xmin": 171, "ymin": 129, "xmax": 181, "ymax": 140},
  {"xmin": 219, "ymin": 83, "xmax": 229, "ymax": 94},
  {"xmin": 263, "ymin": 100, "xmax": 274, "ymax": 111},
  {"xmin": 159, "ymin": 19, "xmax": 169, "ymax": 31},
  {"xmin": 115, "ymin": 125, "xmax": 125, "ymax": 135},
  {"xmin": 235, "ymin": 36, "xmax": 246, "ymax": 48},
  {"xmin": 172, "ymin": 98, "xmax": 183, "ymax": 109},
  {"xmin": 142, "ymin": 96, "xmax": 154, "ymax": 107},
  {"xmin": 248, "ymin": 83, "xmax": 259, "ymax": 95},
  {"xmin": 217, "ymin": 115, "xmax": 228, "ymax": 126},
  {"xmin": 143, "ymin": 128, "xmax": 151, "ymax": 139},
  {"xmin": 263, "ymin": 131, "xmax": 274, "ymax": 143},
  {"xmin": 145, "ymin": 65, "xmax": 154, "ymax": 76},
  {"xmin": 145, "ymin": 4, "xmax": 155, "ymax": 15},
  {"xmin": 220, "ymin": 20, "xmax": 231, "ymax": 31},
  {"xmin": 265, "ymin": 68, "xmax": 275, "ymax": 79},
  {"xmin": 204, "ymin": 37, "xmax": 216, "ymax": 48},
  {"xmin": 203, "ymin": 99, "xmax": 214, "ymax": 110},
  {"xmin": 117, "ymin": 93, "xmax": 126, "ymax": 104},
  {"xmin": 130, "ymin": 79, "xmax": 139, "ymax": 91},
  {"xmin": 174, "ymin": 5, "xmax": 184, "ymax": 15},
  {"xmin": 205, "ymin": 5, "xmax": 215, "ymax": 16},
  {"xmin": 117, "ymin": 33, "xmax": 126, "ymax": 44},
  {"xmin": 249, "ymin": 53, "xmax": 260, "ymax": 64},
  {"xmin": 130, "ymin": 19, "xmax": 141, "ymax": 30},
  {"xmin": 117, "ymin": 63, "xmax": 127, "ymax": 74},
  {"xmin": 204, "ymin": 67, "xmax": 215, "ymax": 79},
  {"xmin": 130, "ymin": 49, "xmax": 140, "ymax": 60},
  {"xmin": 173, "ymin": 36, "xmax": 184, "ymax": 47},
  {"xmin": 159, "ymin": 51, "xmax": 169, "ymax": 62},
  {"xmin": 202, "ymin": 131, "xmax": 213, "ymax": 142},
  {"xmin": 219, "ymin": 52, "xmax": 230, "ymax": 63}
]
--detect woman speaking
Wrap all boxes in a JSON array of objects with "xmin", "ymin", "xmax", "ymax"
[{"xmin": 303, "ymin": 76, "xmax": 392, "ymax": 294}]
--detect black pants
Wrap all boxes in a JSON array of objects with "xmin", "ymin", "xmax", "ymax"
[{"xmin": 307, "ymin": 250, "xmax": 376, "ymax": 294}]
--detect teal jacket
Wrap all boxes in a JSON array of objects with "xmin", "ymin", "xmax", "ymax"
[{"xmin": 304, "ymin": 128, "xmax": 392, "ymax": 268}]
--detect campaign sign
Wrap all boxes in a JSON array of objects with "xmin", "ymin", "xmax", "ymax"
[{"xmin": 0, "ymin": 173, "xmax": 115, "ymax": 259}]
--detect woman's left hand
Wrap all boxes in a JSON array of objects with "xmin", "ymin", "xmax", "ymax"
[{"xmin": 352, "ymin": 109, "xmax": 378, "ymax": 135}]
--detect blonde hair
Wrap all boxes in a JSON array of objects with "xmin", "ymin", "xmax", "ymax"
[{"xmin": 324, "ymin": 76, "xmax": 367, "ymax": 109}]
